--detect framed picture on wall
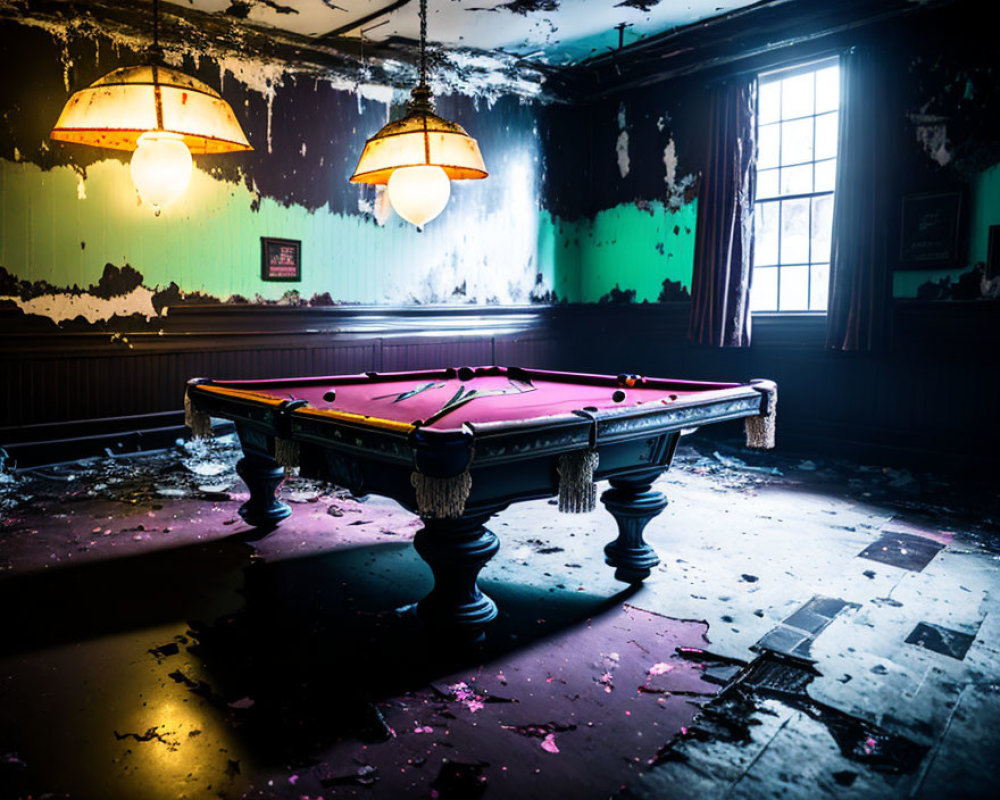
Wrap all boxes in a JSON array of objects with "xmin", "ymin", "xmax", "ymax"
[
  {"xmin": 898, "ymin": 190, "xmax": 964, "ymax": 270},
  {"xmin": 261, "ymin": 237, "xmax": 302, "ymax": 282}
]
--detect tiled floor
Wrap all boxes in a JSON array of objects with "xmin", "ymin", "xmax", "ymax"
[{"xmin": 1, "ymin": 436, "xmax": 998, "ymax": 799}]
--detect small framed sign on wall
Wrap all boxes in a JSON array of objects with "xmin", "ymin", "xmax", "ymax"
[
  {"xmin": 260, "ymin": 237, "xmax": 302, "ymax": 282},
  {"xmin": 898, "ymin": 191, "xmax": 964, "ymax": 269}
]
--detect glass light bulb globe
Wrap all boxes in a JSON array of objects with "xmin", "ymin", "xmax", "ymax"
[
  {"xmin": 387, "ymin": 165, "xmax": 451, "ymax": 228},
  {"xmin": 130, "ymin": 131, "xmax": 193, "ymax": 214}
]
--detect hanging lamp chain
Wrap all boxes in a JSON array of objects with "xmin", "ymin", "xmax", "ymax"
[
  {"xmin": 148, "ymin": 0, "xmax": 165, "ymax": 64},
  {"xmin": 409, "ymin": 0, "xmax": 433, "ymax": 114},
  {"xmin": 419, "ymin": 0, "xmax": 428, "ymax": 87}
]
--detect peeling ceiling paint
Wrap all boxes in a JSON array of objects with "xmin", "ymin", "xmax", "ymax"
[
  {"xmin": 171, "ymin": 0, "xmax": 767, "ymax": 66},
  {"xmin": 3, "ymin": 2, "xmax": 549, "ymax": 103}
]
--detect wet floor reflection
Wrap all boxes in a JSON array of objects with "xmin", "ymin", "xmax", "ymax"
[{"xmin": 1, "ymin": 525, "xmax": 637, "ymax": 798}]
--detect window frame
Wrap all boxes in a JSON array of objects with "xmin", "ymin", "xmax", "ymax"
[{"xmin": 751, "ymin": 55, "xmax": 841, "ymax": 316}]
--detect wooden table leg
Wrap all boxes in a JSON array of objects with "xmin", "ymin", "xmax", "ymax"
[
  {"xmin": 236, "ymin": 454, "xmax": 292, "ymax": 529},
  {"xmin": 413, "ymin": 507, "xmax": 504, "ymax": 642},
  {"xmin": 601, "ymin": 469, "xmax": 668, "ymax": 584}
]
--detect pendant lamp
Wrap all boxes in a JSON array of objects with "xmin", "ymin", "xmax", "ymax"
[
  {"xmin": 350, "ymin": 0, "xmax": 487, "ymax": 228},
  {"xmin": 50, "ymin": 0, "xmax": 251, "ymax": 215}
]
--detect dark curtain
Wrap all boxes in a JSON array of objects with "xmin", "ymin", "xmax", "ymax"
[
  {"xmin": 688, "ymin": 79, "xmax": 756, "ymax": 347},
  {"xmin": 826, "ymin": 48, "xmax": 891, "ymax": 351}
]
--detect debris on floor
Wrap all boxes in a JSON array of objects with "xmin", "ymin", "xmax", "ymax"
[{"xmin": 2, "ymin": 433, "xmax": 999, "ymax": 798}]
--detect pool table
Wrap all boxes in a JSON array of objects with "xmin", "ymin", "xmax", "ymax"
[{"xmin": 186, "ymin": 366, "xmax": 776, "ymax": 640}]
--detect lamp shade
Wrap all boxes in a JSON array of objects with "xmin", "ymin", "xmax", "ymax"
[
  {"xmin": 350, "ymin": 106, "xmax": 487, "ymax": 186},
  {"xmin": 50, "ymin": 65, "xmax": 251, "ymax": 154}
]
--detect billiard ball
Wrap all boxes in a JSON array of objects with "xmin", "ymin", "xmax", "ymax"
[
  {"xmin": 323, "ymin": 390, "xmax": 336, "ymax": 403},
  {"xmin": 616, "ymin": 373, "xmax": 645, "ymax": 388}
]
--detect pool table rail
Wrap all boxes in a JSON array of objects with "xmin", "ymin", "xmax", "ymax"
[{"xmin": 185, "ymin": 375, "xmax": 775, "ymax": 513}]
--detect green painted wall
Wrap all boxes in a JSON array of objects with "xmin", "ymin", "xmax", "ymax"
[
  {"xmin": 539, "ymin": 200, "xmax": 698, "ymax": 303},
  {"xmin": 580, "ymin": 201, "xmax": 696, "ymax": 302},
  {"xmin": 0, "ymin": 155, "xmax": 562, "ymax": 318},
  {"xmin": 536, "ymin": 210, "xmax": 583, "ymax": 302},
  {"xmin": 0, "ymin": 152, "xmax": 700, "ymax": 321},
  {"xmin": 537, "ymin": 201, "xmax": 697, "ymax": 304}
]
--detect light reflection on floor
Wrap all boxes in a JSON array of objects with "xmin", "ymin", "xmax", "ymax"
[{"xmin": 1, "ymin": 436, "xmax": 998, "ymax": 798}]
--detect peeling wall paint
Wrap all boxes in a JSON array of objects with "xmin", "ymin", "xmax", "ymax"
[
  {"xmin": 13, "ymin": 0, "xmax": 992, "ymax": 334},
  {"xmin": 537, "ymin": 201, "xmax": 697, "ymax": 303},
  {"xmin": 0, "ymin": 13, "xmax": 564, "ymax": 328},
  {"xmin": 616, "ymin": 131, "xmax": 630, "ymax": 179},
  {"xmin": 3, "ymin": 285, "xmax": 158, "ymax": 325},
  {"xmin": 616, "ymin": 103, "xmax": 630, "ymax": 178},
  {"xmin": 662, "ymin": 138, "xmax": 677, "ymax": 188},
  {"xmin": 579, "ymin": 200, "xmax": 696, "ymax": 303},
  {"xmin": 538, "ymin": 84, "xmax": 704, "ymax": 303},
  {"xmin": 546, "ymin": 8, "xmax": 1000, "ymax": 311},
  {"xmin": 0, "ymin": 155, "xmax": 561, "ymax": 324},
  {"xmin": 912, "ymin": 117, "xmax": 951, "ymax": 167}
]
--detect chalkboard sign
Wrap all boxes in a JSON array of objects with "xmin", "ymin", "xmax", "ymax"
[
  {"xmin": 261, "ymin": 237, "xmax": 301, "ymax": 282},
  {"xmin": 898, "ymin": 191, "xmax": 963, "ymax": 270}
]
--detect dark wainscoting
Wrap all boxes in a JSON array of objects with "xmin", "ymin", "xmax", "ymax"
[
  {"xmin": 548, "ymin": 302, "xmax": 1000, "ymax": 471},
  {"xmin": 2, "ymin": 301, "xmax": 998, "ymax": 470},
  {"xmin": 0, "ymin": 305, "xmax": 561, "ymax": 465}
]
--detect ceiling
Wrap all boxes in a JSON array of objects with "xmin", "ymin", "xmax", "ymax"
[{"xmin": 167, "ymin": 0, "xmax": 767, "ymax": 66}]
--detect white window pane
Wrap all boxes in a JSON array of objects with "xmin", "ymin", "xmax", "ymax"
[
  {"xmin": 780, "ymin": 198, "xmax": 810, "ymax": 264},
  {"xmin": 814, "ymin": 159, "xmax": 837, "ymax": 192},
  {"xmin": 815, "ymin": 112, "xmax": 839, "ymax": 159},
  {"xmin": 811, "ymin": 194, "xmax": 834, "ymax": 263},
  {"xmin": 757, "ymin": 168, "xmax": 779, "ymax": 198},
  {"xmin": 780, "ymin": 164, "xmax": 813, "ymax": 195},
  {"xmin": 753, "ymin": 60, "xmax": 838, "ymax": 316},
  {"xmin": 781, "ymin": 72, "xmax": 814, "ymax": 118},
  {"xmin": 758, "ymin": 123, "xmax": 780, "ymax": 169},
  {"xmin": 815, "ymin": 65, "xmax": 840, "ymax": 113},
  {"xmin": 755, "ymin": 201, "xmax": 780, "ymax": 266},
  {"xmin": 781, "ymin": 117, "xmax": 814, "ymax": 165},
  {"xmin": 810, "ymin": 264, "xmax": 830, "ymax": 311},
  {"xmin": 759, "ymin": 80, "xmax": 780, "ymax": 125},
  {"xmin": 779, "ymin": 265, "xmax": 809, "ymax": 311},
  {"xmin": 751, "ymin": 266, "xmax": 778, "ymax": 312}
]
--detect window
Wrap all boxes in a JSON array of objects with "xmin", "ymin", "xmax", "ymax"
[{"xmin": 751, "ymin": 58, "xmax": 840, "ymax": 313}]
